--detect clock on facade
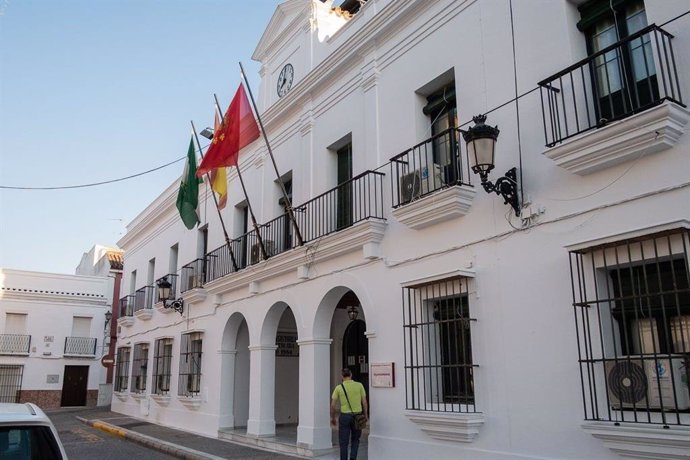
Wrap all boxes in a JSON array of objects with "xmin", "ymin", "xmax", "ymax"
[{"xmin": 277, "ymin": 63, "xmax": 294, "ymax": 97}]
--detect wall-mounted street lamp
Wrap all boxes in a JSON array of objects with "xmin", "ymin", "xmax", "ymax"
[
  {"xmin": 156, "ymin": 276, "xmax": 184, "ymax": 315},
  {"xmin": 347, "ymin": 305, "xmax": 359, "ymax": 321},
  {"xmin": 461, "ymin": 115, "xmax": 520, "ymax": 216},
  {"xmin": 104, "ymin": 311, "xmax": 113, "ymax": 329}
]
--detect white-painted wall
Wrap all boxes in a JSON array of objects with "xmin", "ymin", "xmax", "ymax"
[
  {"xmin": 0, "ymin": 269, "xmax": 110, "ymax": 406},
  {"xmin": 112, "ymin": 0, "xmax": 690, "ymax": 458}
]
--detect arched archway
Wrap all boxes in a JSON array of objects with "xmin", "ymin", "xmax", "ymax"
[
  {"xmin": 247, "ymin": 302, "xmax": 299, "ymax": 437},
  {"xmin": 219, "ymin": 312, "xmax": 250, "ymax": 430}
]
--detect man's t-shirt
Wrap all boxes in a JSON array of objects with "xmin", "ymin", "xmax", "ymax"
[{"xmin": 331, "ymin": 380, "xmax": 366, "ymax": 414}]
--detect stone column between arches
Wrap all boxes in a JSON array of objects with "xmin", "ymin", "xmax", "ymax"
[
  {"xmin": 246, "ymin": 344, "xmax": 278, "ymax": 437},
  {"xmin": 218, "ymin": 349, "xmax": 237, "ymax": 428},
  {"xmin": 297, "ymin": 338, "xmax": 333, "ymax": 450}
]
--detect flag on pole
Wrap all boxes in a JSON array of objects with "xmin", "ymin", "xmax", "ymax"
[
  {"xmin": 176, "ymin": 136, "xmax": 202, "ymax": 229},
  {"xmin": 208, "ymin": 111, "xmax": 228, "ymax": 210},
  {"xmin": 196, "ymin": 83, "xmax": 260, "ymax": 177}
]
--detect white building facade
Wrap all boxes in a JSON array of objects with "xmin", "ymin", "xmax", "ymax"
[
  {"xmin": 0, "ymin": 269, "xmax": 110, "ymax": 408},
  {"xmin": 113, "ymin": 0, "xmax": 690, "ymax": 458}
]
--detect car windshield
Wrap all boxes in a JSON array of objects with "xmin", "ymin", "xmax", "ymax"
[{"xmin": 0, "ymin": 426, "xmax": 63, "ymax": 460}]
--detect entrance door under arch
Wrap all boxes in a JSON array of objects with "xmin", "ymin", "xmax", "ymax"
[{"xmin": 342, "ymin": 319, "xmax": 368, "ymax": 393}]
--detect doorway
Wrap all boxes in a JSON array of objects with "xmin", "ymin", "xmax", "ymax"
[
  {"xmin": 342, "ymin": 319, "xmax": 368, "ymax": 393},
  {"xmin": 61, "ymin": 365, "xmax": 88, "ymax": 406}
]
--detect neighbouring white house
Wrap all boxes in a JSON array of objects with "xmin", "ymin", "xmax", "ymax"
[
  {"xmin": 75, "ymin": 244, "xmax": 124, "ymax": 405},
  {"xmin": 0, "ymin": 268, "xmax": 110, "ymax": 408},
  {"xmin": 112, "ymin": 0, "xmax": 690, "ymax": 459}
]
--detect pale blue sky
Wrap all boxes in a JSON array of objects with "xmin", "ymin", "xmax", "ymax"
[{"xmin": 0, "ymin": 0, "xmax": 281, "ymax": 274}]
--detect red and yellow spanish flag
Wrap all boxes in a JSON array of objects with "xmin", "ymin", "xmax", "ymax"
[
  {"xmin": 208, "ymin": 111, "xmax": 228, "ymax": 210},
  {"xmin": 196, "ymin": 83, "xmax": 260, "ymax": 177}
]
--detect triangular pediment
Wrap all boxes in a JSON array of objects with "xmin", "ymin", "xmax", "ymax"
[{"xmin": 252, "ymin": 0, "xmax": 311, "ymax": 62}]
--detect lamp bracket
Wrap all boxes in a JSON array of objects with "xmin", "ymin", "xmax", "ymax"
[
  {"xmin": 164, "ymin": 298, "xmax": 184, "ymax": 316},
  {"xmin": 479, "ymin": 167, "xmax": 520, "ymax": 217}
]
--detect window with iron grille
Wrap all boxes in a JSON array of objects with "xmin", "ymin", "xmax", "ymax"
[
  {"xmin": 152, "ymin": 338, "xmax": 173, "ymax": 395},
  {"xmin": 569, "ymin": 227, "xmax": 690, "ymax": 426},
  {"xmin": 403, "ymin": 276, "xmax": 477, "ymax": 413},
  {"xmin": 0, "ymin": 365, "xmax": 24, "ymax": 403},
  {"xmin": 178, "ymin": 332, "xmax": 202, "ymax": 397},
  {"xmin": 114, "ymin": 347, "xmax": 131, "ymax": 392},
  {"xmin": 131, "ymin": 343, "xmax": 149, "ymax": 393}
]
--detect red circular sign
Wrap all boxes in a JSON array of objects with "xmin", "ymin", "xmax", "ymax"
[{"xmin": 101, "ymin": 355, "xmax": 115, "ymax": 367}]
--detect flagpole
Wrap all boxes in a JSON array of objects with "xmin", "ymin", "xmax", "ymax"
[
  {"xmin": 213, "ymin": 94, "xmax": 270, "ymax": 262},
  {"xmin": 239, "ymin": 61, "xmax": 304, "ymax": 247},
  {"xmin": 191, "ymin": 120, "xmax": 239, "ymax": 272}
]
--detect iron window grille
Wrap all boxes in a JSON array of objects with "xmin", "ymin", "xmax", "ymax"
[
  {"xmin": 569, "ymin": 227, "xmax": 690, "ymax": 426},
  {"xmin": 0, "ymin": 365, "xmax": 24, "ymax": 403},
  {"xmin": 152, "ymin": 338, "xmax": 173, "ymax": 395},
  {"xmin": 403, "ymin": 276, "xmax": 478, "ymax": 413},
  {"xmin": 114, "ymin": 347, "xmax": 131, "ymax": 392},
  {"xmin": 131, "ymin": 343, "xmax": 149, "ymax": 394},
  {"xmin": 178, "ymin": 332, "xmax": 202, "ymax": 397}
]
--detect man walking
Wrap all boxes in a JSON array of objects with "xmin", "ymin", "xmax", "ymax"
[{"xmin": 331, "ymin": 368, "xmax": 368, "ymax": 460}]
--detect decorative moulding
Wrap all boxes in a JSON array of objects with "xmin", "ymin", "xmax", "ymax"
[
  {"xmin": 118, "ymin": 316, "xmax": 134, "ymax": 328},
  {"xmin": 183, "ymin": 288, "xmax": 207, "ymax": 305},
  {"xmin": 150, "ymin": 394, "xmax": 171, "ymax": 406},
  {"xmin": 134, "ymin": 309, "xmax": 153, "ymax": 321},
  {"xmin": 155, "ymin": 302, "xmax": 175, "ymax": 314},
  {"xmin": 405, "ymin": 410, "xmax": 484, "ymax": 443},
  {"xmin": 392, "ymin": 185, "xmax": 476, "ymax": 230},
  {"xmin": 543, "ymin": 101, "xmax": 690, "ymax": 176},
  {"xmin": 205, "ymin": 219, "xmax": 387, "ymax": 295},
  {"xmin": 114, "ymin": 392, "xmax": 129, "ymax": 402},
  {"xmin": 583, "ymin": 422, "xmax": 690, "ymax": 459},
  {"xmin": 178, "ymin": 396, "xmax": 202, "ymax": 410},
  {"xmin": 131, "ymin": 393, "xmax": 146, "ymax": 401}
]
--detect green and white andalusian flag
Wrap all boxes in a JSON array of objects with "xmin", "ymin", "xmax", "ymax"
[{"xmin": 176, "ymin": 136, "xmax": 202, "ymax": 230}]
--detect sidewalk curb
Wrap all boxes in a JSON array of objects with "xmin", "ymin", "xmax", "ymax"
[{"xmin": 76, "ymin": 416, "xmax": 226, "ymax": 460}]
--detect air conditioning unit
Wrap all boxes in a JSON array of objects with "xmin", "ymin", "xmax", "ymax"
[
  {"xmin": 399, "ymin": 164, "xmax": 443, "ymax": 203},
  {"xmin": 187, "ymin": 274, "xmax": 202, "ymax": 290},
  {"xmin": 605, "ymin": 357, "xmax": 690, "ymax": 410},
  {"xmin": 250, "ymin": 240, "xmax": 275, "ymax": 264}
]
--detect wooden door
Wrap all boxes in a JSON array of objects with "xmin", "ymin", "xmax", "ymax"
[{"xmin": 61, "ymin": 365, "xmax": 88, "ymax": 406}]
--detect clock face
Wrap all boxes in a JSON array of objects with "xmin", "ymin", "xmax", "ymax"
[{"xmin": 277, "ymin": 63, "xmax": 294, "ymax": 97}]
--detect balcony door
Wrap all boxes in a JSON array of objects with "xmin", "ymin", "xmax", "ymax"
[
  {"xmin": 424, "ymin": 85, "xmax": 458, "ymax": 185},
  {"xmin": 336, "ymin": 143, "xmax": 353, "ymax": 230},
  {"xmin": 583, "ymin": 0, "xmax": 658, "ymax": 123}
]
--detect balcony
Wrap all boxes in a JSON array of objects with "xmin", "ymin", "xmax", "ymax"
[
  {"xmin": 196, "ymin": 170, "xmax": 386, "ymax": 292},
  {"xmin": 64, "ymin": 336, "xmax": 97, "ymax": 357},
  {"xmin": 390, "ymin": 128, "xmax": 475, "ymax": 229},
  {"xmin": 0, "ymin": 334, "xmax": 31, "ymax": 355},
  {"xmin": 134, "ymin": 285, "xmax": 154, "ymax": 320},
  {"xmin": 118, "ymin": 295, "xmax": 135, "ymax": 327},
  {"xmin": 539, "ymin": 25, "xmax": 689, "ymax": 175}
]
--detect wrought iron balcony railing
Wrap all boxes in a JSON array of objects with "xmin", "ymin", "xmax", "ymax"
[
  {"xmin": 204, "ymin": 170, "xmax": 386, "ymax": 284},
  {"xmin": 134, "ymin": 285, "xmax": 155, "ymax": 311},
  {"xmin": 119, "ymin": 295, "xmax": 134, "ymax": 317},
  {"xmin": 538, "ymin": 24, "xmax": 684, "ymax": 147},
  {"xmin": 0, "ymin": 334, "xmax": 31, "ymax": 355},
  {"xmin": 155, "ymin": 274, "xmax": 178, "ymax": 303},
  {"xmin": 390, "ymin": 128, "xmax": 473, "ymax": 208},
  {"xmin": 64, "ymin": 336, "xmax": 97, "ymax": 356}
]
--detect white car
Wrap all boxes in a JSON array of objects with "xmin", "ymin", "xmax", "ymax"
[{"xmin": 0, "ymin": 403, "xmax": 67, "ymax": 459}]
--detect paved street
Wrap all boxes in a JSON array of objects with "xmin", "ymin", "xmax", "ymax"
[
  {"xmin": 47, "ymin": 407, "xmax": 174, "ymax": 460},
  {"xmin": 46, "ymin": 406, "xmax": 300, "ymax": 460}
]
